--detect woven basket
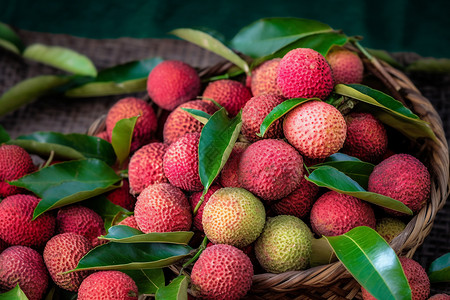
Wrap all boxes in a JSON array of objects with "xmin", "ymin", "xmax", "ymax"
[{"xmin": 90, "ymin": 46, "xmax": 450, "ymax": 300}]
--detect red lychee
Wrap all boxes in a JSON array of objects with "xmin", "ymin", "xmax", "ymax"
[
  {"xmin": 251, "ymin": 58, "xmax": 283, "ymax": 96},
  {"xmin": 219, "ymin": 142, "xmax": 249, "ymax": 188},
  {"xmin": 105, "ymin": 179, "xmax": 136, "ymax": 211},
  {"xmin": 78, "ymin": 270, "xmax": 138, "ymax": 300},
  {"xmin": 202, "ymin": 79, "xmax": 252, "ymax": 116},
  {"xmin": 326, "ymin": 47, "xmax": 364, "ymax": 84}
]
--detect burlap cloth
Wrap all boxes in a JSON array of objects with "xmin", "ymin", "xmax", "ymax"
[{"xmin": 1, "ymin": 30, "xmax": 449, "ymax": 296}]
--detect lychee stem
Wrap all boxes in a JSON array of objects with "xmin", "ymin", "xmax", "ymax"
[
  {"xmin": 179, "ymin": 235, "xmax": 208, "ymax": 274},
  {"xmin": 41, "ymin": 150, "xmax": 55, "ymax": 169},
  {"xmin": 193, "ymin": 191, "xmax": 206, "ymax": 216},
  {"xmin": 204, "ymin": 69, "xmax": 245, "ymax": 83}
]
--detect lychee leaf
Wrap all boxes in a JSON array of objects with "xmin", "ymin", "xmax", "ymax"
[
  {"xmin": 9, "ymin": 131, "xmax": 116, "ymax": 166},
  {"xmin": 111, "ymin": 116, "xmax": 138, "ymax": 166},
  {"xmin": 198, "ymin": 108, "xmax": 242, "ymax": 192},
  {"xmin": 259, "ymin": 98, "xmax": 316, "ymax": 138},
  {"xmin": 9, "ymin": 159, "xmax": 122, "ymax": 219},
  {"xmin": 181, "ymin": 108, "xmax": 211, "ymax": 125},
  {"xmin": 72, "ymin": 242, "xmax": 193, "ymax": 272},
  {"xmin": 123, "ymin": 269, "xmax": 165, "ymax": 294},
  {"xmin": 0, "ymin": 22, "xmax": 25, "ymax": 54},
  {"xmin": 334, "ymin": 84, "xmax": 437, "ymax": 141},
  {"xmin": 23, "ymin": 44, "xmax": 97, "ymax": 76},
  {"xmin": 0, "ymin": 125, "xmax": 10, "ymax": 143},
  {"xmin": 230, "ymin": 17, "xmax": 333, "ymax": 58},
  {"xmin": 101, "ymin": 225, "xmax": 194, "ymax": 245},
  {"xmin": 324, "ymin": 226, "xmax": 411, "ymax": 300},
  {"xmin": 306, "ymin": 166, "xmax": 413, "ymax": 214},
  {"xmin": 155, "ymin": 275, "xmax": 188, "ymax": 300},
  {"xmin": 428, "ymin": 252, "xmax": 450, "ymax": 283},
  {"xmin": 170, "ymin": 28, "xmax": 249, "ymax": 74},
  {"xmin": 0, "ymin": 284, "xmax": 28, "ymax": 300}
]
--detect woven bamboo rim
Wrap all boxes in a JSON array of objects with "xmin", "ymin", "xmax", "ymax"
[{"xmin": 90, "ymin": 47, "xmax": 450, "ymax": 299}]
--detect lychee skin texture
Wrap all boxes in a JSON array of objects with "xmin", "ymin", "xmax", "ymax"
[
  {"xmin": 56, "ymin": 205, "xmax": 106, "ymax": 247},
  {"xmin": 362, "ymin": 257, "xmax": 430, "ymax": 300},
  {"xmin": 368, "ymin": 154, "xmax": 431, "ymax": 215},
  {"xmin": 0, "ymin": 246, "xmax": 49, "ymax": 300},
  {"xmin": 191, "ymin": 244, "xmax": 253, "ymax": 300},
  {"xmin": 277, "ymin": 48, "xmax": 334, "ymax": 100},
  {"xmin": 163, "ymin": 100, "xmax": 218, "ymax": 145},
  {"xmin": 241, "ymin": 93, "xmax": 285, "ymax": 142},
  {"xmin": 202, "ymin": 187, "xmax": 266, "ymax": 248},
  {"xmin": 310, "ymin": 191, "xmax": 376, "ymax": 236},
  {"xmin": 78, "ymin": 270, "xmax": 138, "ymax": 300},
  {"xmin": 376, "ymin": 217, "xmax": 406, "ymax": 244},
  {"xmin": 0, "ymin": 145, "xmax": 35, "ymax": 198},
  {"xmin": 251, "ymin": 58, "xmax": 283, "ymax": 97},
  {"xmin": 118, "ymin": 216, "xmax": 140, "ymax": 230},
  {"xmin": 163, "ymin": 132, "xmax": 203, "ymax": 192},
  {"xmin": 188, "ymin": 184, "xmax": 222, "ymax": 232},
  {"xmin": 134, "ymin": 183, "xmax": 192, "ymax": 233},
  {"xmin": 106, "ymin": 179, "xmax": 136, "ymax": 211},
  {"xmin": 147, "ymin": 60, "xmax": 201, "ymax": 111},
  {"xmin": 255, "ymin": 215, "xmax": 313, "ymax": 273},
  {"xmin": 342, "ymin": 112, "xmax": 388, "ymax": 163},
  {"xmin": 128, "ymin": 142, "xmax": 168, "ymax": 195},
  {"xmin": 271, "ymin": 176, "xmax": 319, "ymax": 219},
  {"xmin": 202, "ymin": 79, "xmax": 252, "ymax": 116},
  {"xmin": 105, "ymin": 97, "xmax": 158, "ymax": 153},
  {"xmin": 43, "ymin": 233, "xmax": 93, "ymax": 292},
  {"xmin": 283, "ymin": 100, "xmax": 347, "ymax": 160},
  {"xmin": 326, "ymin": 48, "xmax": 364, "ymax": 84},
  {"xmin": 0, "ymin": 194, "xmax": 56, "ymax": 248},
  {"xmin": 238, "ymin": 139, "xmax": 304, "ymax": 201},
  {"xmin": 428, "ymin": 294, "xmax": 450, "ymax": 300},
  {"xmin": 219, "ymin": 142, "xmax": 249, "ymax": 188}
]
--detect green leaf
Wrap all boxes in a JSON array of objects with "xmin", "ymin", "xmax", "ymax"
[
  {"xmin": 306, "ymin": 166, "xmax": 413, "ymax": 215},
  {"xmin": 170, "ymin": 28, "xmax": 249, "ymax": 73},
  {"xmin": 0, "ymin": 22, "xmax": 25, "ymax": 54},
  {"xmin": 9, "ymin": 159, "xmax": 121, "ymax": 219},
  {"xmin": 309, "ymin": 154, "xmax": 374, "ymax": 189},
  {"xmin": 0, "ymin": 125, "xmax": 10, "ymax": 143},
  {"xmin": 406, "ymin": 58, "xmax": 450, "ymax": 74},
  {"xmin": 198, "ymin": 108, "xmax": 242, "ymax": 191},
  {"xmin": 428, "ymin": 253, "xmax": 450, "ymax": 283},
  {"xmin": 230, "ymin": 17, "xmax": 333, "ymax": 58},
  {"xmin": 9, "ymin": 132, "xmax": 116, "ymax": 165},
  {"xmin": 181, "ymin": 108, "xmax": 211, "ymax": 125},
  {"xmin": 101, "ymin": 225, "xmax": 194, "ymax": 245},
  {"xmin": 310, "ymin": 237, "xmax": 337, "ymax": 267},
  {"xmin": 0, "ymin": 75, "xmax": 72, "ymax": 117},
  {"xmin": 73, "ymin": 242, "xmax": 193, "ymax": 271},
  {"xmin": 23, "ymin": 44, "xmax": 97, "ymax": 76},
  {"xmin": 258, "ymin": 98, "xmax": 315, "ymax": 138},
  {"xmin": 0, "ymin": 284, "xmax": 29, "ymax": 300},
  {"xmin": 324, "ymin": 226, "xmax": 411, "ymax": 300},
  {"xmin": 111, "ymin": 116, "xmax": 138, "ymax": 166},
  {"xmin": 82, "ymin": 195, "xmax": 130, "ymax": 231},
  {"xmin": 65, "ymin": 57, "xmax": 163, "ymax": 97},
  {"xmin": 334, "ymin": 84, "xmax": 436, "ymax": 141},
  {"xmin": 122, "ymin": 269, "xmax": 165, "ymax": 294},
  {"xmin": 155, "ymin": 276, "xmax": 188, "ymax": 300}
]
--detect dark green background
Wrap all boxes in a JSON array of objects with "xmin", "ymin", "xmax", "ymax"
[{"xmin": 1, "ymin": 0, "xmax": 449, "ymax": 58}]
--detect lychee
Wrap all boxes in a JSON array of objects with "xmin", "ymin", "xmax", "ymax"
[
  {"xmin": 0, "ymin": 246, "xmax": 49, "ymax": 300},
  {"xmin": 191, "ymin": 244, "xmax": 253, "ymax": 300},
  {"xmin": 310, "ymin": 191, "xmax": 376, "ymax": 236},
  {"xmin": 95, "ymin": 130, "xmax": 110, "ymax": 142},
  {"xmin": 0, "ymin": 194, "xmax": 56, "ymax": 248},
  {"xmin": 241, "ymin": 93, "xmax": 285, "ymax": 142},
  {"xmin": 118, "ymin": 215, "xmax": 140, "ymax": 230},
  {"xmin": 43, "ymin": 232, "xmax": 93, "ymax": 292},
  {"xmin": 0, "ymin": 144, "xmax": 35, "ymax": 198},
  {"xmin": 202, "ymin": 187, "xmax": 266, "ymax": 248},
  {"xmin": 341, "ymin": 112, "xmax": 388, "ymax": 163},
  {"xmin": 326, "ymin": 47, "xmax": 364, "ymax": 84},
  {"xmin": 134, "ymin": 183, "xmax": 192, "ymax": 233},
  {"xmin": 202, "ymin": 79, "xmax": 252, "ymax": 116},
  {"xmin": 188, "ymin": 184, "xmax": 222, "ymax": 232},
  {"xmin": 219, "ymin": 142, "xmax": 249, "ymax": 188},
  {"xmin": 283, "ymin": 100, "xmax": 347, "ymax": 160},
  {"xmin": 255, "ymin": 215, "xmax": 313, "ymax": 273},
  {"xmin": 163, "ymin": 132, "xmax": 203, "ymax": 192},
  {"xmin": 376, "ymin": 217, "xmax": 406, "ymax": 244},
  {"xmin": 163, "ymin": 99, "xmax": 218, "ymax": 145},
  {"xmin": 428, "ymin": 294, "xmax": 450, "ymax": 300},
  {"xmin": 56, "ymin": 205, "xmax": 106, "ymax": 247},
  {"xmin": 368, "ymin": 154, "xmax": 431, "ymax": 215},
  {"xmin": 361, "ymin": 257, "xmax": 430, "ymax": 300},
  {"xmin": 105, "ymin": 97, "xmax": 158, "ymax": 153},
  {"xmin": 128, "ymin": 142, "xmax": 168, "ymax": 195},
  {"xmin": 147, "ymin": 60, "xmax": 201, "ymax": 111},
  {"xmin": 105, "ymin": 179, "xmax": 136, "ymax": 211},
  {"xmin": 276, "ymin": 48, "xmax": 334, "ymax": 100},
  {"xmin": 77, "ymin": 270, "xmax": 138, "ymax": 300},
  {"xmin": 238, "ymin": 139, "xmax": 304, "ymax": 201},
  {"xmin": 251, "ymin": 58, "xmax": 283, "ymax": 96}
]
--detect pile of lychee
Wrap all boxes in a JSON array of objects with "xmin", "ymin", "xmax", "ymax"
[{"xmin": 0, "ymin": 45, "xmax": 441, "ymax": 300}]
